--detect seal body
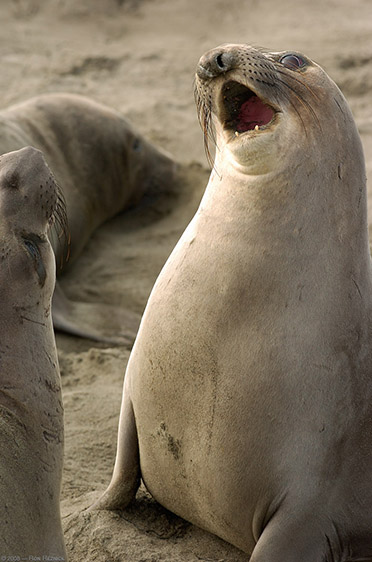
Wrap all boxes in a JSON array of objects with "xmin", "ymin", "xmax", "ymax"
[
  {"xmin": 0, "ymin": 147, "xmax": 66, "ymax": 557},
  {"xmin": 0, "ymin": 93, "xmax": 177, "ymax": 342},
  {"xmin": 0, "ymin": 93, "xmax": 177, "ymax": 267},
  {"xmin": 96, "ymin": 45, "xmax": 372, "ymax": 560}
]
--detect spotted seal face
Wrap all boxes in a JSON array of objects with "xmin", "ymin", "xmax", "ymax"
[
  {"xmin": 0, "ymin": 146, "xmax": 68, "ymax": 295},
  {"xmin": 194, "ymin": 44, "xmax": 359, "ymax": 176}
]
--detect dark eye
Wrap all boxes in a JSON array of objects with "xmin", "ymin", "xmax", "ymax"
[
  {"xmin": 279, "ymin": 54, "xmax": 306, "ymax": 70},
  {"xmin": 24, "ymin": 238, "xmax": 40, "ymax": 260},
  {"xmin": 23, "ymin": 236, "xmax": 46, "ymax": 286}
]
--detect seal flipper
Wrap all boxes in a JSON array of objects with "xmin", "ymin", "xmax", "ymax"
[
  {"xmin": 90, "ymin": 391, "xmax": 141, "ymax": 510},
  {"xmin": 52, "ymin": 281, "xmax": 141, "ymax": 346}
]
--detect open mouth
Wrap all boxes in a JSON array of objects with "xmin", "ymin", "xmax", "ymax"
[{"xmin": 221, "ymin": 81, "xmax": 276, "ymax": 135}]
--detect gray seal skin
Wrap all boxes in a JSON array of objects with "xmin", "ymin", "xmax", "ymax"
[
  {"xmin": 94, "ymin": 45, "xmax": 372, "ymax": 561},
  {"xmin": 0, "ymin": 147, "xmax": 66, "ymax": 557},
  {"xmin": 0, "ymin": 93, "xmax": 178, "ymax": 344}
]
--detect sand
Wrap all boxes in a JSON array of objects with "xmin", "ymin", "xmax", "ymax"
[{"xmin": 1, "ymin": 0, "xmax": 372, "ymax": 560}]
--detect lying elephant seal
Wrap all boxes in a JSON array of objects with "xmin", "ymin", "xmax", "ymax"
[
  {"xmin": 0, "ymin": 93, "xmax": 178, "ymax": 344},
  {"xmin": 94, "ymin": 45, "xmax": 372, "ymax": 560},
  {"xmin": 0, "ymin": 146, "xmax": 66, "ymax": 557}
]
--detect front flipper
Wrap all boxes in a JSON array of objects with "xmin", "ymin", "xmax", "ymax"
[
  {"xmin": 52, "ymin": 281, "xmax": 141, "ymax": 347},
  {"xmin": 91, "ymin": 391, "xmax": 141, "ymax": 510}
]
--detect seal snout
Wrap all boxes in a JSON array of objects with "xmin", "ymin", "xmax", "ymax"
[
  {"xmin": 0, "ymin": 147, "xmax": 67, "ymax": 241},
  {"xmin": 0, "ymin": 146, "xmax": 48, "ymax": 191},
  {"xmin": 12, "ymin": 145, "xmax": 47, "ymax": 173},
  {"xmin": 197, "ymin": 48, "xmax": 236, "ymax": 80},
  {"xmin": 195, "ymin": 45, "xmax": 280, "ymax": 142},
  {"xmin": 20, "ymin": 145, "xmax": 44, "ymax": 159}
]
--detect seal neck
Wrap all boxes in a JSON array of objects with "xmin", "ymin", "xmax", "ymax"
[{"xmin": 200, "ymin": 157, "xmax": 371, "ymax": 292}]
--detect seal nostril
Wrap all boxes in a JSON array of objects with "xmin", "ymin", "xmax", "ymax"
[
  {"xmin": 216, "ymin": 53, "xmax": 225, "ymax": 70},
  {"xmin": 6, "ymin": 171, "xmax": 19, "ymax": 190},
  {"xmin": 197, "ymin": 50, "xmax": 234, "ymax": 80}
]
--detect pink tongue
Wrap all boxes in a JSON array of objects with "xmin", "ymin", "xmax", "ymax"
[{"xmin": 236, "ymin": 96, "xmax": 274, "ymax": 132}]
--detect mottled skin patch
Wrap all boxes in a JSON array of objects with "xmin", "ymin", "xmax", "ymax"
[{"xmin": 157, "ymin": 422, "xmax": 182, "ymax": 460}]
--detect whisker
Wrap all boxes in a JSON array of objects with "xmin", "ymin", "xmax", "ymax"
[
  {"xmin": 274, "ymin": 66, "xmax": 321, "ymax": 103},
  {"xmin": 274, "ymin": 83, "xmax": 308, "ymax": 135},
  {"xmin": 49, "ymin": 182, "xmax": 70, "ymax": 270},
  {"xmin": 194, "ymin": 82, "xmax": 217, "ymax": 169},
  {"xmin": 275, "ymin": 77, "xmax": 322, "ymax": 133}
]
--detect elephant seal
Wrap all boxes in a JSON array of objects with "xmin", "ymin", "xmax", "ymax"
[
  {"xmin": 0, "ymin": 93, "xmax": 178, "ymax": 343},
  {"xmin": 94, "ymin": 45, "xmax": 372, "ymax": 560},
  {"xmin": 0, "ymin": 146, "xmax": 66, "ymax": 557}
]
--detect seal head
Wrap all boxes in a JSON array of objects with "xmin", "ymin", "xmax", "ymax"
[
  {"xmin": 195, "ymin": 44, "xmax": 360, "ymax": 178},
  {"xmin": 0, "ymin": 146, "xmax": 67, "ymax": 288}
]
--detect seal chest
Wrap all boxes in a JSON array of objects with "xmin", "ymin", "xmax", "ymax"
[{"xmin": 97, "ymin": 45, "xmax": 372, "ymax": 561}]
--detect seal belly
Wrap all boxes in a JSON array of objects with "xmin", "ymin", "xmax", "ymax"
[
  {"xmin": 129, "ymin": 207, "xmax": 367, "ymax": 552},
  {"xmin": 129, "ymin": 225, "xmax": 277, "ymax": 548}
]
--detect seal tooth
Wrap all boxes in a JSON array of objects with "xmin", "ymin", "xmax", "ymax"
[
  {"xmin": 235, "ymin": 131, "xmax": 240, "ymax": 137},
  {"xmin": 255, "ymin": 125, "xmax": 259, "ymax": 131}
]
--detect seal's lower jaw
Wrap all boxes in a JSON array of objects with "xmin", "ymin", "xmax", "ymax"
[{"xmin": 220, "ymin": 81, "xmax": 277, "ymax": 140}]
